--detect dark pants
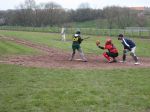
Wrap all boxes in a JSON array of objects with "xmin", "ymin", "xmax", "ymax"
[{"xmin": 106, "ymin": 52, "xmax": 118, "ymax": 58}]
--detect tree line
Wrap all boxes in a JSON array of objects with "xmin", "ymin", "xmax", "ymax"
[{"xmin": 0, "ymin": 0, "xmax": 150, "ymax": 28}]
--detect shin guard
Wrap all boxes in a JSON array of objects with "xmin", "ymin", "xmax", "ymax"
[{"xmin": 103, "ymin": 52, "xmax": 111, "ymax": 61}]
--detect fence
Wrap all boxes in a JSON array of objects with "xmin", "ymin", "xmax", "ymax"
[{"xmin": 0, "ymin": 26, "xmax": 150, "ymax": 38}]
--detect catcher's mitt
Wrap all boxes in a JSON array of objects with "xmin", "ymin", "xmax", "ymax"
[{"xmin": 96, "ymin": 40, "xmax": 100, "ymax": 46}]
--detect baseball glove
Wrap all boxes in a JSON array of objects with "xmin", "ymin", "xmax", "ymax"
[{"xmin": 96, "ymin": 40, "xmax": 100, "ymax": 46}]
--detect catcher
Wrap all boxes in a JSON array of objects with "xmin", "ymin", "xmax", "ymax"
[
  {"xmin": 96, "ymin": 39, "xmax": 118, "ymax": 63},
  {"xmin": 69, "ymin": 31, "xmax": 87, "ymax": 62}
]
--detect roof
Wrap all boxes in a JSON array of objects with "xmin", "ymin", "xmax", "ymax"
[{"xmin": 129, "ymin": 7, "xmax": 145, "ymax": 11}]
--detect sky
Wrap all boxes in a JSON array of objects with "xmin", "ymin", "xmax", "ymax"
[{"xmin": 0, "ymin": 0, "xmax": 150, "ymax": 10}]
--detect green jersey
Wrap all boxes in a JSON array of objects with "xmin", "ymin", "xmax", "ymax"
[
  {"xmin": 72, "ymin": 34, "xmax": 83, "ymax": 45},
  {"xmin": 72, "ymin": 34, "xmax": 83, "ymax": 50}
]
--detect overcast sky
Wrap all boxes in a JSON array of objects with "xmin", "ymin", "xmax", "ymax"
[{"xmin": 0, "ymin": 0, "xmax": 150, "ymax": 10}]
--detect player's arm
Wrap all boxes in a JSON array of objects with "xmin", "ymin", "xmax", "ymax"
[
  {"xmin": 97, "ymin": 44, "xmax": 104, "ymax": 49},
  {"xmin": 122, "ymin": 39, "xmax": 131, "ymax": 50},
  {"xmin": 98, "ymin": 46, "xmax": 104, "ymax": 49},
  {"xmin": 78, "ymin": 36, "xmax": 83, "ymax": 44},
  {"xmin": 123, "ymin": 46, "xmax": 131, "ymax": 51},
  {"xmin": 96, "ymin": 40, "xmax": 104, "ymax": 49}
]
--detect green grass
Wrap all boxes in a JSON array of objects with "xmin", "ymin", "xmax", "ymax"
[
  {"xmin": 0, "ymin": 64, "xmax": 150, "ymax": 112},
  {"xmin": 1, "ymin": 26, "xmax": 150, "ymax": 37},
  {"xmin": 0, "ymin": 39, "xmax": 39, "ymax": 56},
  {"xmin": 0, "ymin": 26, "xmax": 60, "ymax": 33},
  {"xmin": 0, "ymin": 30, "xmax": 150, "ymax": 57},
  {"xmin": 0, "ymin": 29, "xmax": 150, "ymax": 112}
]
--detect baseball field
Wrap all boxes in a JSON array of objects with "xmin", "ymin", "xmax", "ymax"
[{"xmin": 0, "ymin": 30, "xmax": 150, "ymax": 112}]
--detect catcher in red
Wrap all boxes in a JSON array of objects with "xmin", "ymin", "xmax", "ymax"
[{"xmin": 96, "ymin": 39, "xmax": 118, "ymax": 63}]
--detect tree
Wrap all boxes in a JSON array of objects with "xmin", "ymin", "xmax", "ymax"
[
  {"xmin": 43, "ymin": 2, "xmax": 62, "ymax": 26},
  {"xmin": 78, "ymin": 3, "xmax": 91, "ymax": 9},
  {"xmin": 103, "ymin": 6, "xmax": 117, "ymax": 29}
]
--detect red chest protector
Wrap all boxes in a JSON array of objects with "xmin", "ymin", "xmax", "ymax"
[{"xmin": 105, "ymin": 44, "xmax": 118, "ymax": 53}]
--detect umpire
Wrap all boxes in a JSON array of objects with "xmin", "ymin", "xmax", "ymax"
[{"xmin": 118, "ymin": 34, "xmax": 140, "ymax": 65}]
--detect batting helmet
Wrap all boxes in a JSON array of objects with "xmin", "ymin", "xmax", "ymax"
[
  {"xmin": 118, "ymin": 34, "xmax": 123, "ymax": 37},
  {"xmin": 76, "ymin": 31, "xmax": 81, "ymax": 34},
  {"xmin": 118, "ymin": 34, "xmax": 124, "ymax": 40}
]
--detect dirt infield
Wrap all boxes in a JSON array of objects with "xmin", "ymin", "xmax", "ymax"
[{"xmin": 0, "ymin": 36, "xmax": 150, "ymax": 69}]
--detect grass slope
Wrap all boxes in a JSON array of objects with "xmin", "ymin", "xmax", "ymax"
[{"xmin": 0, "ymin": 64, "xmax": 150, "ymax": 112}]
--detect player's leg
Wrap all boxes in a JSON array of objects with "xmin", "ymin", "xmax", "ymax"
[
  {"xmin": 109, "ymin": 52, "xmax": 118, "ymax": 63},
  {"xmin": 63, "ymin": 34, "xmax": 66, "ymax": 41},
  {"xmin": 105, "ymin": 52, "xmax": 118, "ymax": 63},
  {"xmin": 130, "ymin": 47, "xmax": 140, "ymax": 64},
  {"xmin": 69, "ymin": 45, "xmax": 76, "ymax": 61},
  {"xmin": 77, "ymin": 47, "xmax": 87, "ymax": 62},
  {"xmin": 103, "ymin": 52, "xmax": 111, "ymax": 62},
  {"xmin": 61, "ymin": 34, "xmax": 64, "ymax": 41},
  {"xmin": 120, "ymin": 49, "xmax": 128, "ymax": 63}
]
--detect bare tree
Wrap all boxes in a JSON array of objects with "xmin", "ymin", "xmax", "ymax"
[
  {"xmin": 1, "ymin": 1, "xmax": 149, "ymax": 28},
  {"xmin": 103, "ymin": 6, "xmax": 117, "ymax": 29},
  {"xmin": 15, "ymin": 0, "xmax": 37, "ymax": 26},
  {"xmin": 42, "ymin": 2, "xmax": 62, "ymax": 26},
  {"xmin": 103, "ymin": 6, "xmax": 137, "ymax": 29},
  {"xmin": 78, "ymin": 3, "xmax": 91, "ymax": 9}
]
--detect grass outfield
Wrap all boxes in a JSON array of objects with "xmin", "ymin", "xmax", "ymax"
[
  {"xmin": 0, "ymin": 64, "xmax": 150, "ymax": 112},
  {"xmin": 0, "ymin": 30, "xmax": 150, "ymax": 57},
  {"xmin": 0, "ymin": 30, "xmax": 150, "ymax": 112},
  {"xmin": 0, "ymin": 39, "xmax": 39, "ymax": 56}
]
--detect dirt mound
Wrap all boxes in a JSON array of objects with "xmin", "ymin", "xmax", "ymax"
[{"xmin": 0, "ymin": 36, "xmax": 150, "ymax": 69}]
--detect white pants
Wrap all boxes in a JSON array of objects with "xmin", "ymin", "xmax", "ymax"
[
  {"xmin": 124, "ymin": 46, "xmax": 136, "ymax": 56},
  {"xmin": 61, "ymin": 34, "xmax": 66, "ymax": 41}
]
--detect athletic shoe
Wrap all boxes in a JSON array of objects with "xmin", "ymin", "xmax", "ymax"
[
  {"xmin": 68, "ymin": 58, "xmax": 73, "ymax": 61},
  {"xmin": 113, "ymin": 59, "xmax": 117, "ymax": 63},
  {"xmin": 119, "ymin": 60, "xmax": 126, "ymax": 63},
  {"xmin": 82, "ymin": 60, "xmax": 88, "ymax": 62},
  {"xmin": 134, "ymin": 62, "xmax": 140, "ymax": 65},
  {"xmin": 108, "ymin": 60, "xmax": 117, "ymax": 63}
]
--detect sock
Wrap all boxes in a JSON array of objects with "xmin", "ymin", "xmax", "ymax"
[{"xmin": 123, "ymin": 54, "xmax": 126, "ymax": 61}]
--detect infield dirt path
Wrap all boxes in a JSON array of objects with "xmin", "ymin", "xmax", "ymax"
[{"xmin": 0, "ymin": 36, "xmax": 150, "ymax": 69}]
